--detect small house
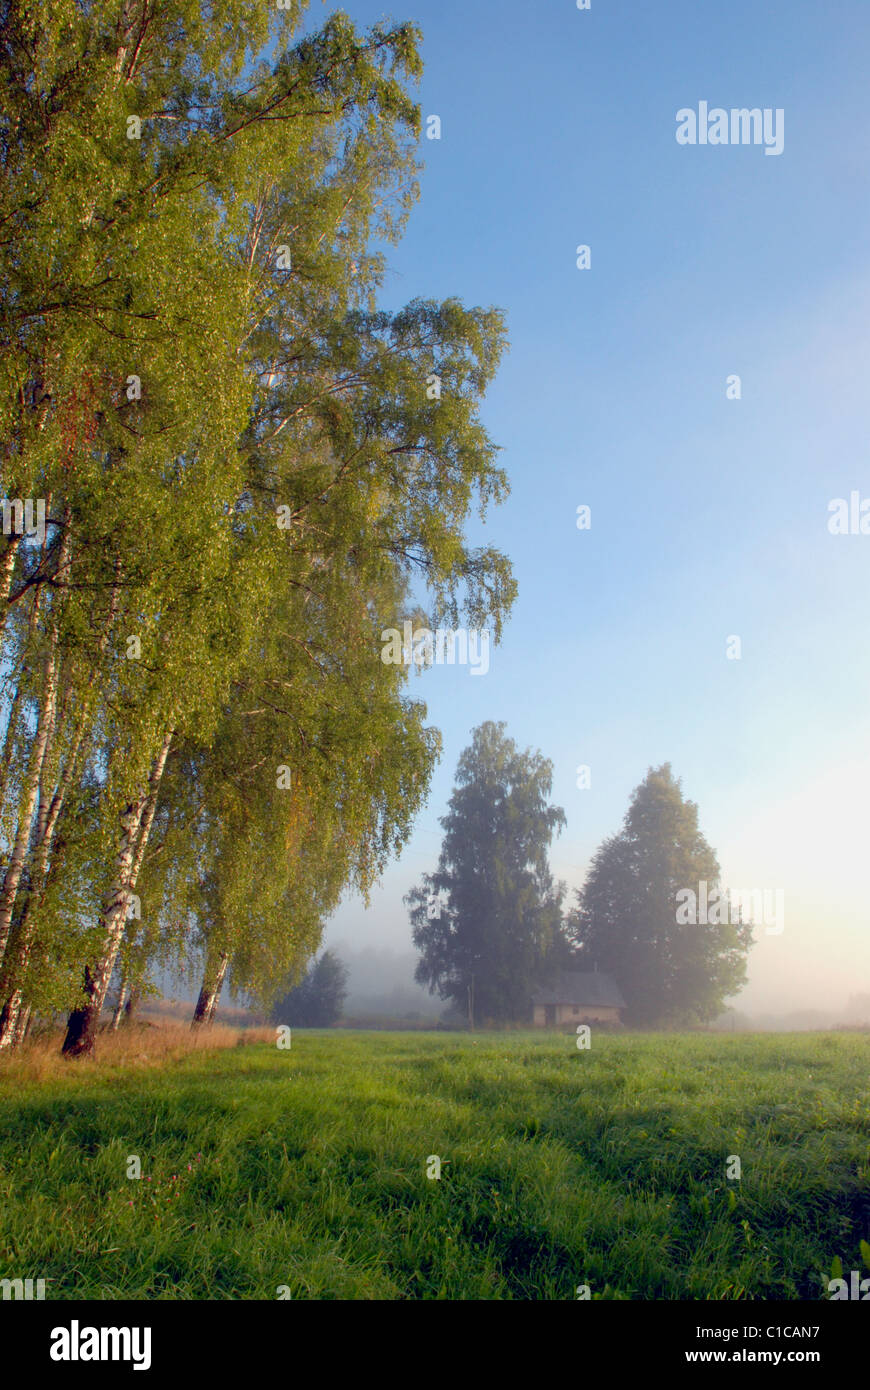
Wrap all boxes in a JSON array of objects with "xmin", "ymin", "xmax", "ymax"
[{"xmin": 532, "ymin": 971, "xmax": 626, "ymax": 1027}]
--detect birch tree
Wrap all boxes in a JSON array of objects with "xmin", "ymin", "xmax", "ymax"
[{"xmin": 1, "ymin": 2, "xmax": 519, "ymax": 1051}]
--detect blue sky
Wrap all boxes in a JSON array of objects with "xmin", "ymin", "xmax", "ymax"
[{"xmin": 321, "ymin": 0, "xmax": 870, "ymax": 1015}]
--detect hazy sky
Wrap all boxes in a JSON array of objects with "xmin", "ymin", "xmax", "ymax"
[{"xmin": 321, "ymin": 0, "xmax": 870, "ymax": 1016}]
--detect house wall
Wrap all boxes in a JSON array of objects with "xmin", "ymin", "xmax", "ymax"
[
  {"xmin": 533, "ymin": 1004, "xmax": 621, "ymax": 1026},
  {"xmin": 558, "ymin": 1004, "xmax": 620, "ymax": 1024}
]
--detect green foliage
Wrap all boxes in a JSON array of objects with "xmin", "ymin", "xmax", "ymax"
[
  {"xmin": 0, "ymin": 1, "xmax": 514, "ymax": 1044},
  {"xmin": 409, "ymin": 722, "xmax": 569, "ymax": 1024},
  {"xmin": 568, "ymin": 764, "xmax": 753, "ymax": 1026}
]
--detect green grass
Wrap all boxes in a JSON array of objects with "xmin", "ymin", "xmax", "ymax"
[{"xmin": 1, "ymin": 1030, "xmax": 869, "ymax": 1299}]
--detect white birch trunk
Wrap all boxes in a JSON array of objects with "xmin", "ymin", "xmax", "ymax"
[
  {"xmin": 0, "ymin": 539, "xmax": 18, "ymax": 653},
  {"xmin": 14, "ymin": 1003, "xmax": 31, "ymax": 1046},
  {"xmin": 111, "ymin": 979, "xmax": 130, "ymax": 1031},
  {"xmin": 63, "ymin": 726, "xmax": 173, "ymax": 1056},
  {"xmin": 0, "ymin": 638, "xmax": 57, "ymax": 969},
  {"xmin": 0, "ymin": 988, "xmax": 23, "ymax": 1048},
  {"xmin": 192, "ymin": 952, "xmax": 230, "ymax": 1027}
]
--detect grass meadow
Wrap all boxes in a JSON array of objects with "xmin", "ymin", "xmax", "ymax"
[{"xmin": 0, "ymin": 1028, "xmax": 868, "ymax": 1300}]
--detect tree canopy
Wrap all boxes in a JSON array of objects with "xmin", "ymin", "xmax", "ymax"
[
  {"xmin": 567, "ymin": 764, "xmax": 753, "ymax": 1026},
  {"xmin": 408, "ymin": 721, "xmax": 569, "ymax": 1024},
  {"xmin": 0, "ymin": 1, "xmax": 515, "ymax": 1052}
]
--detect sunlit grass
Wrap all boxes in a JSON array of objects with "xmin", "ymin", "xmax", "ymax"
[{"xmin": 0, "ymin": 1029, "xmax": 867, "ymax": 1299}]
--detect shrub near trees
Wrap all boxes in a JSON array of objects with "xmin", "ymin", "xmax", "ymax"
[
  {"xmin": 273, "ymin": 950, "xmax": 349, "ymax": 1029},
  {"xmin": 0, "ymin": 2, "xmax": 515, "ymax": 1052}
]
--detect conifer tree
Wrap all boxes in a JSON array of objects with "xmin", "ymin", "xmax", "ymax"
[{"xmin": 567, "ymin": 765, "xmax": 753, "ymax": 1025}]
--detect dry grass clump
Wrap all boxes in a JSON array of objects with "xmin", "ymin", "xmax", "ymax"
[{"xmin": 0, "ymin": 1019, "xmax": 275, "ymax": 1082}]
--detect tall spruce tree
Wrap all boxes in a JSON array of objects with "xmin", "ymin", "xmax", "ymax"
[{"xmin": 567, "ymin": 764, "xmax": 752, "ymax": 1026}]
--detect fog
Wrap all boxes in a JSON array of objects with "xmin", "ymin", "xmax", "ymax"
[{"xmin": 330, "ymin": 942, "xmax": 438, "ymax": 1023}]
